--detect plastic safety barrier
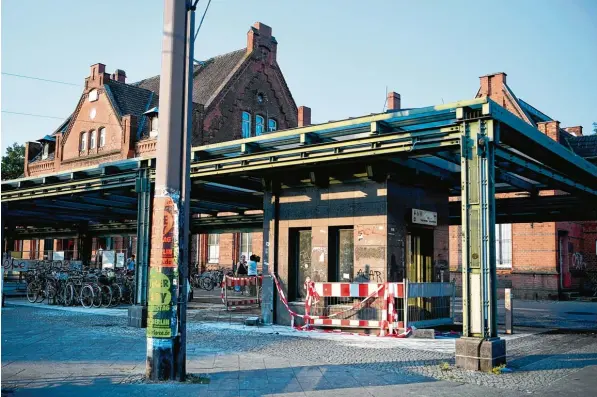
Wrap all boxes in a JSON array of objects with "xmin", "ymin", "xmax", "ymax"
[{"xmin": 220, "ymin": 275, "xmax": 262, "ymax": 310}]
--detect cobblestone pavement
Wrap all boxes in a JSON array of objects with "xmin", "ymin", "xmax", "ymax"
[{"xmin": 2, "ymin": 303, "xmax": 597, "ymax": 396}]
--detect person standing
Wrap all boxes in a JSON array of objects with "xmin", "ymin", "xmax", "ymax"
[
  {"xmin": 248, "ymin": 254, "xmax": 258, "ymax": 296},
  {"xmin": 126, "ymin": 255, "xmax": 136, "ymax": 274}
]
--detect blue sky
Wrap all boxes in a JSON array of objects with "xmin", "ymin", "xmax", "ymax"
[{"xmin": 2, "ymin": 0, "xmax": 596, "ymax": 153}]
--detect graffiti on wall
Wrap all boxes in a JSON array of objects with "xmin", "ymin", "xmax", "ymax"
[
  {"xmin": 355, "ymin": 266, "xmax": 383, "ymax": 282},
  {"xmin": 572, "ymin": 252, "xmax": 586, "ymax": 271}
]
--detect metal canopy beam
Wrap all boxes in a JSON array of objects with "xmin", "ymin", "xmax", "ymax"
[{"xmin": 486, "ymin": 100, "xmax": 597, "ymax": 184}]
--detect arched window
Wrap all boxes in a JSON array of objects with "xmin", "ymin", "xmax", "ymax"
[
  {"xmin": 89, "ymin": 130, "xmax": 96, "ymax": 149},
  {"xmin": 268, "ymin": 118, "xmax": 277, "ymax": 132},
  {"xmin": 255, "ymin": 115, "xmax": 264, "ymax": 136},
  {"xmin": 80, "ymin": 132, "xmax": 87, "ymax": 151},
  {"xmin": 99, "ymin": 127, "xmax": 106, "ymax": 147},
  {"xmin": 241, "ymin": 111, "xmax": 251, "ymax": 138}
]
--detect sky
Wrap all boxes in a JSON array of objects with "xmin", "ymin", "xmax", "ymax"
[{"xmin": 1, "ymin": 0, "xmax": 596, "ymax": 153}]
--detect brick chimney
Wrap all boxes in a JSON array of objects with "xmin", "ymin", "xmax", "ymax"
[
  {"xmin": 247, "ymin": 22, "xmax": 277, "ymax": 64},
  {"xmin": 479, "ymin": 72, "xmax": 507, "ymax": 98},
  {"xmin": 298, "ymin": 106, "xmax": 311, "ymax": 127},
  {"xmin": 387, "ymin": 92, "xmax": 401, "ymax": 111},
  {"xmin": 537, "ymin": 120, "xmax": 561, "ymax": 142},
  {"xmin": 86, "ymin": 63, "xmax": 110, "ymax": 90},
  {"xmin": 563, "ymin": 126, "xmax": 583, "ymax": 137},
  {"xmin": 112, "ymin": 69, "xmax": 126, "ymax": 83}
]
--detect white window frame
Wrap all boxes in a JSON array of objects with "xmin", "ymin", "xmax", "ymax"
[
  {"xmin": 99, "ymin": 127, "xmax": 106, "ymax": 147},
  {"xmin": 208, "ymin": 234, "xmax": 220, "ymax": 264},
  {"xmin": 89, "ymin": 130, "xmax": 97, "ymax": 149},
  {"xmin": 495, "ymin": 223, "xmax": 512, "ymax": 268},
  {"xmin": 80, "ymin": 132, "xmax": 87, "ymax": 151},
  {"xmin": 240, "ymin": 233, "xmax": 252, "ymax": 259},
  {"xmin": 150, "ymin": 116, "xmax": 159, "ymax": 138},
  {"xmin": 268, "ymin": 118, "xmax": 277, "ymax": 132},
  {"xmin": 255, "ymin": 115, "xmax": 265, "ymax": 136}
]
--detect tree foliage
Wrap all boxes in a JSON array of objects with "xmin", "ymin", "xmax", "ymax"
[{"xmin": 1, "ymin": 142, "xmax": 25, "ymax": 180}]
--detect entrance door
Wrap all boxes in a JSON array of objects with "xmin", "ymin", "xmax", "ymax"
[
  {"xmin": 406, "ymin": 228, "xmax": 434, "ymax": 315},
  {"xmin": 406, "ymin": 229, "xmax": 434, "ymax": 283}
]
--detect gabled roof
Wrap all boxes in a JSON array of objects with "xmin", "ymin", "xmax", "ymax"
[
  {"xmin": 565, "ymin": 135, "xmax": 597, "ymax": 159},
  {"xmin": 104, "ymin": 79, "xmax": 159, "ymax": 120},
  {"xmin": 133, "ymin": 48, "xmax": 247, "ymax": 107}
]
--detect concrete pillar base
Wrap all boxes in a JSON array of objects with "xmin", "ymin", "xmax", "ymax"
[
  {"xmin": 455, "ymin": 337, "xmax": 506, "ymax": 372},
  {"xmin": 128, "ymin": 305, "xmax": 148, "ymax": 328}
]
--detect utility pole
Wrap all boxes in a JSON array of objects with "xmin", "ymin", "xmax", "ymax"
[{"xmin": 145, "ymin": 0, "xmax": 193, "ymax": 381}]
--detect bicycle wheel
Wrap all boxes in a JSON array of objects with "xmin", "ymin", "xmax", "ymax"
[
  {"xmin": 63, "ymin": 283, "xmax": 75, "ymax": 306},
  {"xmin": 100, "ymin": 286, "xmax": 112, "ymax": 307},
  {"xmin": 92, "ymin": 284, "xmax": 102, "ymax": 308},
  {"xmin": 46, "ymin": 282, "xmax": 57, "ymax": 305},
  {"xmin": 26, "ymin": 283, "xmax": 39, "ymax": 303},
  {"xmin": 128, "ymin": 281, "xmax": 136, "ymax": 304},
  {"xmin": 80, "ymin": 285, "xmax": 94, "ymax": 308},
  {"xmin": 202, "ymin": 277, "xmax": 214, "ymax": 291},
  {"xmin": 111, "ymin": 284, "xmax": 123, "ymax": 306}
]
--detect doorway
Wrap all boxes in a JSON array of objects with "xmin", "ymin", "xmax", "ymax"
[{"xmin": 406, "ymin": 228, "xmax": 434, "ymax": 315}]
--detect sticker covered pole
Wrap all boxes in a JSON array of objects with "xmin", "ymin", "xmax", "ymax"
[{"xmin": 145, "ymin": 0, "xmax": 188, "ymax": 381}]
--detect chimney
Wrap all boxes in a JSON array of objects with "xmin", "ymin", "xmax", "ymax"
[
  {"xmin": 112, "ymin": 69, "xmax": 126, "ymax": 83},
  {"xmin": 537, "ymin": 120, "xmax": 561, "ymax": 142},
  {"xmin": 298, "ymin": 106, "xmax": 311, "ymax": 127},
  {"xmin": 246, "ymin": 22, "xmax": 277, "ymax": 64},
  {"xmin": 387, "ymin": 92, "xmax": 401, "ymax": 111},
  {"xmin": 479, "ymin": 72, "xmax": 507, "ymax": 98},
  {"xmin": 563, "ymin": 126, "xmax": 583, "ymax": 137},
  {"xmin": 86, "ymin": 63, "xmax": 109, "ymax": 89}
]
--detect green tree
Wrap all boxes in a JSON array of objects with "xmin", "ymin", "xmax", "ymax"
[
  {"xmin": 593, "ymin": 122, "xmax": 596, "ymax": 135},
  {"xmin": 1, "ymin": 142, "xmax": 25, "ymax": 180}
]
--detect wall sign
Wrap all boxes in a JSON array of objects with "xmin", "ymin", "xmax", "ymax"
[
  {"xmin": 116, "ymin": 253, "xmax": 125, "ymax": 268},
  {"xmin": 102, "ymin": 250, "xmax": 116, "ymax": 269},
  {"xmin": 412, "ymin": 209, "xmax": 437, "ymax": 226}
]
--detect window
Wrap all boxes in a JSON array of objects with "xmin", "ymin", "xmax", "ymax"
[
  {"xmin": 42, "ymin": 143, "xmax": 49, "ymax": 160},
  {"xmin": 99, "ymin": 127, "xmax": 106, "ymax": 147},
  {"xmin": 240, "ymin": 233, "xmax": 252, "ymax": 259},
  {"xmin": 268, "ymin": 118, "xmax": 277, "ymax": 132},
  {"xmin": 241, "ymin": 112, "xmax": 251, "ymax": 138},
  {"xmin": 208, "ymin": 234, "xmax": 220, "ymax": 263},
  {"xmin": 255, "ymin": 115, "xmax": 264, "ymax": 136},
  {"xmin": 496, "ymin": 224, "xmax": 512, "ymax": 268},
  {"xmin": 289, "ymin": 228, "xmax": 312, "ymax": 301},
  {"xmin": 150, "ymin": 116, "xmax": 159, "ymax": 138},
  {"xmin": 257, "ymin": 93, "xmax": 264, "ymax": 104},
  {"xmin": 80, "ymin": 132, "xmax": 87, "ymax": 151},
  {"xmin": 337, "ymin": 228, "xmax": 354, "ymax": 281},
  {"xmin": 89, "ymin": 130, "xmax": 96, "ymax": 149},
  {"xmin": 88, "ymin": 89, "xmax": 98, "ymax": 102}
]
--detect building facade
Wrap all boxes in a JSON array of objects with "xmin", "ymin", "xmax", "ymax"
[
  {"xmin": 16, "ymin": 22, "xmax": 306, "ymax": 268},
  {"xmin": 449, "ymin": 73, "xmax": 597, "ymax": 299}
]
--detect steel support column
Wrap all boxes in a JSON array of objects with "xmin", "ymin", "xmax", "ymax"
[
  {"xmin": 77, "ymin": 223, "xmax": 92, "ymax": 267},
  {"xmin": 455, "ymin": 115, "xmax": 505, "ymax": 371},
  {"xmin": 261, "ymin": 179, "xmax": 280, "ymax": 325},
  {"xmin": 136, "ymin": 168, "xmax": 152, "ymax": 305}
]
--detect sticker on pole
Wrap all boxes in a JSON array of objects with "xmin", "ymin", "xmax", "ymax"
[
  {"xmin": 150, "ymin": 195, "xmax": 179, "ymax": 268},
  {"xmin": 147, "ymin": 268, "xmax": 177, "ymax": 338}
]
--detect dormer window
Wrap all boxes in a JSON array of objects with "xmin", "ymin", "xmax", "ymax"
[
  {"xmin": 90, "ymin": 130, "xmax": 97, "ymax": 149},
  {"xmin": 150, "ymin": 116, "xmax": 159, "ymax": 138},
  {"xmin": 144, "ymin": 107, "xmax": 159, "ymax": 138},
  {"xmin": 255, "ymin": 115, "xmax": 264, "ymax": 136}
]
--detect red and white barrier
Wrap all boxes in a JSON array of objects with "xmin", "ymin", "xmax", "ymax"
[
  {"xmin": 270, "ymin": 273, "xmax": 408, "ymax": 337},
  {"xmin": 221, "ymin": 275, "xmax": 262, "ymax": 310}
]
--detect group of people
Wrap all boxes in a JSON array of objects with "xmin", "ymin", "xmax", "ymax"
[{"xmin": 234, "ymin": 254, "xmax": 259, "ymax": 277}]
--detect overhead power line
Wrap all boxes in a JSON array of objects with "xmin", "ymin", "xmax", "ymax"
[
  {"xmin": 2, "ymin": 73, "xmax": 80, "ymax": 87},
  {"xmin": 1, "ymin": 110, "xmax": 126, "ymax": 128},
  {"xmin": 194, "ymin": 0, "xmax": 213, "ymax": 42}
]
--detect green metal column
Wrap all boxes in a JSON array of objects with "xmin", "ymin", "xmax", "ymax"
[
  {"xmin": 136, "ymin": 168, "xmax": 152, "ymax": 305},
  {"xmin": 456, "ymin": 108, "xmax": 504, "ymax": 371}
]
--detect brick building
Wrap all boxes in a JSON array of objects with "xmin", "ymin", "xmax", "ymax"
[
  {"xmin": 449, "ymin": 73, "xmax": 597, "ymax": 299},
  {"xmin": 16, "ymin": 22, "xmax": 307, "ymax": 267}
]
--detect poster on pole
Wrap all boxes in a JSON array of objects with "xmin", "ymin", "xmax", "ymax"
[
  {"xmin": 102, "ymin": 250, "xmax": 116, "ymax": 269},
  {"xmin": 116, "ymin": 253, "xmax": 125, "ymax": 268}
]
